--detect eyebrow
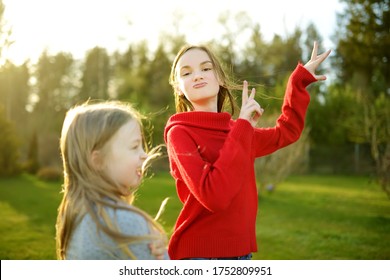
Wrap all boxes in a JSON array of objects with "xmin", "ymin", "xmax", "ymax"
[{"xmin": 179, "ymin": 60, "xmax": 213, "ymax": 71}]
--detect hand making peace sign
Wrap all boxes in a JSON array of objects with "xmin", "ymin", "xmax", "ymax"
[
  {"xmin": 239, "ymin": 41, "xmax": 331, "ymax": 127},
  {"xmin": 304, "ymin": 41, "xmax": 331, "ymax": 81}
]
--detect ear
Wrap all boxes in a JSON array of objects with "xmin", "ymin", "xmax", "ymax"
[{"xmin": 91, "ymin": 150, "xmax": 103, "ymax": 170}]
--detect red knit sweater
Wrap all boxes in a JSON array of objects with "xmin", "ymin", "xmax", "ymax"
[{"xmin": 164, "ymin": 64, "xmax": 316, "ymax": 260}]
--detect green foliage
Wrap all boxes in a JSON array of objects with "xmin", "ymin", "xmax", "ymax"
[
  {"xmin": 23, "ymin": 131, "xmax": 40, "ymax": 174},
  {"xmin": 308, "ymin": 84, "xmax": 355, "ymax": 145},
  {"xmin": 0, "ymin": 62, "xmax": 30, "ymax": 126},
  {"xmin": 0, "ymin": 4, "xmax": 383, "ymax": 186},
  {"xmin": 80, "ymin": 47, "xmax": 111, "ymax": 101},
  {"xmin": 336, "ymin": 0, "xmax": 389, "ymax": 93},
  {"xmin": 36, "ymin": 166, "xmax": 62, "ymax": 181},
  {"xmin": 34, "ymin": 51, "xmax": 75, "ymax": 133},
  {"xmin": 0, "ymin": 109, "xmax": 20, "ymax": 177},
  {"xmin": 115, "ymin": 42, "xmax": 151, "ymax": 106},
  {"xmin": 334, "ymin": 0, "xmax": 390, "ymax": 194}
]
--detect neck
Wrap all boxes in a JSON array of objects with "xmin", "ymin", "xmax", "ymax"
[{"xmin": 192, "ymin": 98, "xmax": 218, "ymax": 112}]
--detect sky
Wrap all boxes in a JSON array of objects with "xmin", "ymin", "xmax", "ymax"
[{"xmin": 2, "ymin": 0, "xmax": 344, "ymax": 65}]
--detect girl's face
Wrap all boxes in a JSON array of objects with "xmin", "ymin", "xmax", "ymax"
[
  {"xmin": 101, "ymin": 119, "xmax": 147, "ymax": 196},
  {"xmin": 176, "ymin": 48, "xmax": 221, "ymax": 112}
]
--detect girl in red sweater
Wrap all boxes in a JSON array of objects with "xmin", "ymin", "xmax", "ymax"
[{"xmin": 164, "ymin": 42, "xmax": 331, "ymax": 260}]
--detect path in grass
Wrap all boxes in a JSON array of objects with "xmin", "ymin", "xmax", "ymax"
[{"xmin": 0, "ymin": 173, "xmax": 389, "ymax": 259}]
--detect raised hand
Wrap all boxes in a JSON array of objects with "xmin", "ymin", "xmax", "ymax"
[
  {"xmin": 304, "ymin": 41, "xmax": 332, "ymax": 81},
  {"xmin": 149, "ymin": 232, "xmax": 168, "ymax": 260},
  {"xmin": 238, "ymin": 80, "xmax": 264, "ymax": 127}
]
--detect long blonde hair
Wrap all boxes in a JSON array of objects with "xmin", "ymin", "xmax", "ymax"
[{"xmin": 56, "ymin": 100, "xmax": 166, "ymax": 259}]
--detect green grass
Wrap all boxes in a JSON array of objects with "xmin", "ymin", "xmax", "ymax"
[
  {"xmin": 253, "ymin": 175, "xmax": 390, "ymax": 259},
  {"xmin": 0, "ymin": 174, "xmax": 61, "ymax": 259},
  {"xmin": 0, "ymin": 172, "xmax": 389, "ymax": 259}
]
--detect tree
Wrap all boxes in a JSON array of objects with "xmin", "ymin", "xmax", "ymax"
[
  {"xmin": 0, "ymin": 0, "xmax": 12, "ymax": 65},
  {"xmin": 0, "ymin": 61, "xmax": 30, "ymax": 125},
  {"xmin": 79, "ymin": 47, "xmax": 111, "ymax": 101},
  {"xmin": 264, "ymin": 29, "xmax": 303, "ymax": 83},
  {"xmin": 24, "ymin": 131, "xmax": 39, "ymax": 174},
  {"xmin": 0, "ymin": 1, "xmax": 29, "ymax": 126},
  {"xmin": 334, "ymin": 0, "xmax": 390, "ymax": 196},
  {"xmin": 32, "ymin": 51, "xmax": 75, "ymax": 167},
  {"xmin": 214, "ymin": 11, "xmax": 253, "ymax": 67},
  {"xmin": 0, "ymin": 107, "xmax": 20, "ymax": 176},
  {"xmin": 115, "ymin": 41, "xmax": 150, "ymax": 107},
  {"xmin": 146, "ymin": 43, "xmax": 175, "ymax": 145}
]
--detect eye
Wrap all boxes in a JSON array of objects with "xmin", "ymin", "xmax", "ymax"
[
  {"xmin": 181, "ymin": 71, "xmax": 190, "ymax": 77},
  {"xmin": 130, "ymin": 142, "xmax": 140, "ymax": 150}
]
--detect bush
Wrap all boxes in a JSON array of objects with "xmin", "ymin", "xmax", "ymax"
[
  {"xmin": 0, "ymin": 110, "xmax": 21, "ymax": 177},
  {"xmin": 25, "ymin": 132, "xmax": 40, "ymax": 174},
  {"xmin": 36, "ymin": 166, "xmax": 63, "ymax": 181}
]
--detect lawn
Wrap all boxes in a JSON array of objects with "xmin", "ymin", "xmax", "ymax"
[{"xmin": 0, "ymin": 172, "xmax": 389, "ymax": 259}]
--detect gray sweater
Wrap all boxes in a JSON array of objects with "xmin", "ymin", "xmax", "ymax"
[{"xmin": 66, "ymin": 205, "xmax": 169, "ymax": 260}]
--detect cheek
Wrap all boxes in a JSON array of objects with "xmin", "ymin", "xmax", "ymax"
[
  {"xmin": 211, "ymin": 72, "xmax": 222, "ymax": 86},
  {"xmin": 178, "ymin": 80, "xmax": 188, "ymax": 94}
]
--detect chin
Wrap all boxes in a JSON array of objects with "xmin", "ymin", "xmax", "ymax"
[{"xmin": 119, "ymin": 185, "xmax": 136, "ymax": 197}]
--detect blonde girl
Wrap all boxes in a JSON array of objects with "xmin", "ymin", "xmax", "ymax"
[{"xmin": 56, "ymin": 101, "xmax": 168, "ymax": 260}]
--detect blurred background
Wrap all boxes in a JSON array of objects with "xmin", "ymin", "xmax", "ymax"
[{"xmin": 0, "ymin": 0, "xmax": 389, "ymax": 259}]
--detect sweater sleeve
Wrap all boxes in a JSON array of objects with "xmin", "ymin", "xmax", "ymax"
[
  {"xmin": 115, "ymin": 209, "xmax": 163, "ymax": 260},
  {"xmin": 166, "ymin": 119, "xmax": 253, "ymax": 213},
  {"xmin": 253, "ymin": 63, "xmax": 317, "ymax": 157}
]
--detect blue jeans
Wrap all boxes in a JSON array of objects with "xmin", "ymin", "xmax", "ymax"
[{"xmin": 185, "ymin": 253, "xmax": 252, "ymax": 260}]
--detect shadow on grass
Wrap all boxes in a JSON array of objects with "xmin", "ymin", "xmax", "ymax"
[
  {"xmin": 0, "ymin": 174, "xmax": 62, "ymax": 227},
  {"xmin": 0, "ymin": 174, "xmax": 62, "ymax": 259}
]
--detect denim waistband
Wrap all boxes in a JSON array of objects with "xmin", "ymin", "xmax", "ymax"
[{"xmin": 185, "ymin": 253, "xmax": 252, "ymax": 260}]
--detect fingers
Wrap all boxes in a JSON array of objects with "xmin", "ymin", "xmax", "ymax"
[
  {"xmin": 239, "ymin": 99, "xmax": 264, "ymax": 126},
  {"xmin": 248, "ymin": 101, "xmax": 264, "ymax": 119},
  {"xmin": 317, "ymin": 49, "xmax": 332, "ymax": 64},
  {"xmin": 240, "ymin": 81, "xmax": 264, "ymax": 126},
  {"xmin": 242, "ymin": 81, "xmax": 257, "ymax": 104},
  {"xmin": 310, "ymin": 49, "xmax": 331, "ymax": 79},
  {"xmin": 311, "ymin": 41, "xmax": 318, "ymax": 60},
  {"xmin": 242, "ymin": 80, "xmax": 248, "ymax": 105},
  {"xmin": 304, "ymin": 41, "xmax": 332, "ymax": 81},
  {"xmin": 249, "ymin": 87, "xmax": 256, "ymax": 100},
  {"xmin": 310, "ymin": 41, "xmax": 331, "ymax": 63},
  {"xmin": 150, "ymin": 240, "xmax": 166, "ymax": 260},
  {"xmin": 314, "ymin": 74, "xmax": 327, "ymax": 81}
]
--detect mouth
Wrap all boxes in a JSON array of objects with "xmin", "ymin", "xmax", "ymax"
[
  {"xmin": 136, "ymin": 167, "xmax": 143, "ymax": 177},
  {"xmin": 193, "ymin": 82, "xmax": 207, "ymax": 89}
]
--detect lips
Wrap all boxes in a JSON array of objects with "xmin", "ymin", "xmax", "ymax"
[
  {"xmin": 136, "ymin": 167, "xmax": 142, "ymax": 177},
  {"xmin": 193, "ymin": 82, "xmax": 207, "ymax": 89}
]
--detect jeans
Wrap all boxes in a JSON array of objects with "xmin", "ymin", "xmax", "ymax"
[{"xmin": 185, "ymin": 253, "xmax": 252, "ymax": 260}]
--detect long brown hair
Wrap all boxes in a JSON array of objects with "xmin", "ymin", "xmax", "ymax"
[{"xmin": 169, "ymin": 45, "xmax": 238, "ymax": 114}]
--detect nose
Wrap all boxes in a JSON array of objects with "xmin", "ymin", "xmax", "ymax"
[
  {"xmin": 140, "ymin": 150, "xmax": 148, "ymax": 160},
  {"xmin": 193, "ymin": 70, "xmax": 203, "ymax": 81}
]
